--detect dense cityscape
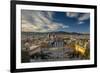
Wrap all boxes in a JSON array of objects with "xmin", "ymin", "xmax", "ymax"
[{"xmin": 21, "ymin": 31, "xmax": 90, "ymax": 63}]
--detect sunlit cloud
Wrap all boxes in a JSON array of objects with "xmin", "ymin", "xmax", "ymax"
[
  {"xmin": 78, "ymin": 13, "xmax": 90, "ymax": 21},
  {"xmin": 21, "ymin": 10, "xmax": 69, "ymax": 32},
  {"xmin": 66, "ymin": 12, "xmax": 90, "ymax": 25},
  {"xmin": 66, "ymin": 12, "xmax": 78, "ymax": 18}
]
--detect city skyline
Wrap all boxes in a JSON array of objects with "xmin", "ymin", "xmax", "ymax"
[{"xmin": 21, "ymin": 10, "xmax": 90, "ymax": 33}]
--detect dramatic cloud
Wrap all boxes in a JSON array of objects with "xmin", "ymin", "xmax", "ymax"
[
  {"xmin": 21, "ymin": 10, "xmax": 68, "ymax": 32},
  {"xmin": 78, "ymin": 13, "xmax": 90, "ymax": 21},
  {"xmin": 66, "ymin": 12, "xmax": 78, "ymax": 18},
  {"xmin": 66, "ymin": 12, "xmax": 90, "ymax": 25}
]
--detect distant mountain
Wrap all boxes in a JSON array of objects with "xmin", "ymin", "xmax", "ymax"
[{"xmin": 22, "ymin": 31, "xmax": 89, "ymax": 35}]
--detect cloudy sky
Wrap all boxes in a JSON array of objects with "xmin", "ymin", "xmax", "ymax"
[{"xmin": 21, "ymin": 10, "xmax": 90, "ymax": 33}]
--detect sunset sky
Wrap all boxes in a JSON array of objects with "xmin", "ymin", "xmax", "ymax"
[{"xmin": 21, "ymin": 10, "xmax": 90, "ymax": 33}]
